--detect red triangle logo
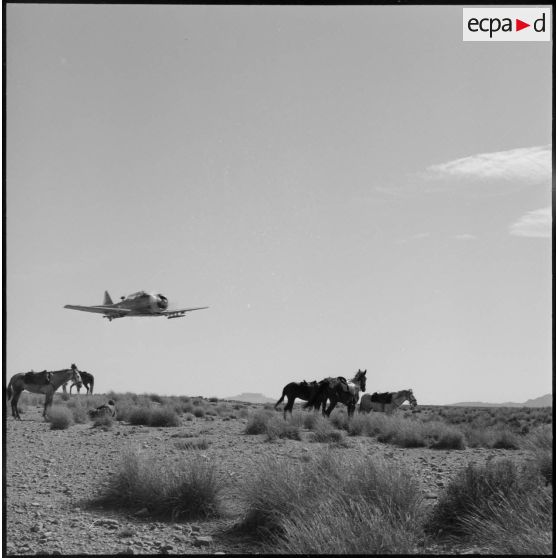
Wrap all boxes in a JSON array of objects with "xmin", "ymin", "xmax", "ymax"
[{"xmin": 516, "ymin": 19, "xmax": 530, "ymax": 31}]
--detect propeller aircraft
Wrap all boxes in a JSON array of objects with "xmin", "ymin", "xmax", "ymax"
[{"xmin": 64, "ymin": 291, "xmax": 209, "ymax": 321}]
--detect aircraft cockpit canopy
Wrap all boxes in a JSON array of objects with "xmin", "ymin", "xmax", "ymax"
[{"xmin": 127, "ymin": 291, "xmax": 150, "ymax": 300}]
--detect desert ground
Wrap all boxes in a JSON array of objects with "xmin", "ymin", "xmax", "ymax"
[{"xmin": 4, "ymin": 393, "xmax": 552, "ymax": 555}]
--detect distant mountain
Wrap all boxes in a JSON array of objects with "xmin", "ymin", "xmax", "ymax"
[
  {"xmin": 450, "ymin": 393, "xmax": 552, "ymax": 408},
  {"xmin": 226, "ymin": 392, "xmax": 276, "ymax": 404}
]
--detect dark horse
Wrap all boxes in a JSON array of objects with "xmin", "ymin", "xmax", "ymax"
[
  {"xmin": 275, "ymin": 380, "xmax": 323, "ymax": 420},
  {"xmin": 304, "ymin": 369, "xmax": 367, "ymax": 417},
  {"xmin": 7, "ymin": 364, "xmax": 83, "ymax": 420},
  {"xmin": 63, "ymin": 370, "xmax": 94, "ymax": 395}
]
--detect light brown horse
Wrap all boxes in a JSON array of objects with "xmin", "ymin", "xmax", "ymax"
[
  {"xmin": 359, "ymin": 389, "xmax": 417, "ymax": 414},
  {"xmin": 7, "ymin": 364, "xmax": 83, "ymax": 420}
]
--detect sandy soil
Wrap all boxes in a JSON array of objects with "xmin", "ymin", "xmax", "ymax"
[{"xmin": 5, "ymin": 404, "xmax": 535, "ymax": 555}]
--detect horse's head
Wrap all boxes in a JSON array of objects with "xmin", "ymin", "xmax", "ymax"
[
  {"xmin": 355, "ymin": 369, "xmax": 367, "ymax": 392},
  {"xmin": 407, "ymin": 389, "xmax": 417, "ymax": 408}
]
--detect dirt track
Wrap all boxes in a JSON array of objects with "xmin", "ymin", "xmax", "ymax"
[{"xmin": 5, "ymin": 404, "xmax": 535, "ymax": 555}]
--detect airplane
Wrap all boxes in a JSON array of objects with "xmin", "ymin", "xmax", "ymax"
[{"xmin": 64, "ymin": 291, "xmax": 209, "ymax": 321}]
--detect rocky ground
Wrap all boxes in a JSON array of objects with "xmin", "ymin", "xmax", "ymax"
[{"xmin": 5, "ymin": 404, "xmax": 536, "ymax": 555}]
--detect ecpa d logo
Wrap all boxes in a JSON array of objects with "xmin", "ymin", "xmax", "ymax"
[{"xmin": 463, "ymin": 8, "xmax": 551, "ymax": 42}]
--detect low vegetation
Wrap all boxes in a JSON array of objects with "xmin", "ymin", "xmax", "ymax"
[
  {"xmin": 234, "ymin": 451, "xmax": 423, "ymax": 553},
  {"xmin": 48, "ymin": 405, "xmax": 74, "ymax": 430},
  {"xmin": 425, "ymin": 456, "xmax": 552, "ymax": 554},
  {"xmin": 92, "ymin": 450, "xmax": 221, "ymax": 520},
  {"xmin": 13, "ymin": 390, "xmax": 551, "ymax": 554}
]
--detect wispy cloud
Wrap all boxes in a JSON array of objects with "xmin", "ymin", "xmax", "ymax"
[
  {"xmin": 509, "ymin": 206, "xmax": 552, "ymax": 239},
  {"xmin": 423, "ymin": 145, "xmax": 551, "ymax": 186},
  {"xmin": 376, "ymin": 145, "xmax": 552, "ymax": 199}
]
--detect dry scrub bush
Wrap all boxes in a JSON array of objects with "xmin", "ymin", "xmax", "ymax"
[
  {"xmin": 265, "ymin": 416, "xmax": 301, "ymax": 441},
  {"xmin": 329, "ymin": 408, "xmax": 350, "ymax": 430},
  {"xmin": 283, "ymin": 410, "xmax": 307, "ymax": 428},
  {"xmin": 426, "ymin": 457, "xmax": 549, "ymax": 542},
  {"xmin": 301, "ymin": 411, "xmax": 321, "ymax": 430},
  {"xmin": 307, "ymin": 415, "xmax": 347, "ymax": 445},
  {"xmin": 245, "ymin": 409, "xmax": 274, "ymax": 434},
  {"xmin": 92, "ymin": 414, "xmax": 114, "ymax": 430},
  {"xmin": 193, "ymin": 407, "xmax": 206, "ymax": 418},
  {"xmin": 459, "ymin": 488, "xmax": 553, "ymax": 555},
  {"xmin": 520, "ymin": 424, "xmax": 553, "ymax": 486},
  {"xmin": 65, "ymin": 399, "xmax": 89, "ymax": 424},
  {"xmin": 93, "ymin": 450, "xmax": 221, "ymax": 520},
  {"xmin": 237, "ymin": 451, "xmax": 423, "ymax": 554},
  {"xmin": 149, "ymin": 406, "xmax": 181, "ymax": 427},
  {"xmin": 272, "ymin": 494, "xmax": 420, "ymax": 554},
  {"xmin": 48, "ymin": 405, "xmax": 74, "ymax": 430},
  {"xmin": 355, "ymin": 414, "xmax": 465, "ymax": 449},
  {"xmin": 126, "ymin": 405, "xmax": 180, "ymax": 427},
  {"xmin": 128, "ymin": 406, "xmax": 152, "ymax": 425},
  {"xmin": 462, "ymin": 425, "xmax": 520, "ymax": 449}
]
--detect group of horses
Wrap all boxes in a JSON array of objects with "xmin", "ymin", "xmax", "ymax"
[
  {"xmin": 7, "ymin": 363, "xmax": 415, "ymax": 424},
  {"xmin": 6, "ymin": 364, "xmax": 95, "ymax": 420},
  {"xmin": 274, "ymin": 369, "xmax": 417, "ymax": 420}
]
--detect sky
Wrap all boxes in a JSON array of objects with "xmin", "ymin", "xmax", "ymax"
[{"xmin": 5, "ymin": 4, "xmax": 553, "ymax": 405}]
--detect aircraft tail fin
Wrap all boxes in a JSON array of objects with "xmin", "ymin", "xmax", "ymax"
[{"xmin": 103, "ymin": 291, "xmax": 114, "ymax": 306}]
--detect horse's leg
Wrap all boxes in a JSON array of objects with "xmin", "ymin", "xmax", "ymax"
[
  {"xmin": 347, "ymin": 402, "xmax": 355, "ymax": 418},
  {"xmin": 284, "ymin": 396, "xmax": 294, "ymax": 421},
  {"xmin": 325, "ymin": 398, "xmax": 337, "ymax": 417},
  {"xmin": 43, "ymin": 390, "xmax": 54, "ymax": 420},
  {"xmin": 11, "ymin": 389, "xmax": 22, "ymax": 420}
]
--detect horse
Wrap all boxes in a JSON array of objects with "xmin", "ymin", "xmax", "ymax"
[
  {"xmin": 7, "ymin": 364, "xmax": 83, "ymax": 420},
  {"xmin": 305, "ymin": 369, "xmax": 367, "ymax": 418},
  {"xmin": 63, "ymin": 370, "xmax": 94, "ymax": 395},
  {"xmin": 359, "ymin": 389, "xmax": 417, "ymax": 414},
  {"xmin": 275, "ymin": 380, "xmax": 323, "ymax": 420}
]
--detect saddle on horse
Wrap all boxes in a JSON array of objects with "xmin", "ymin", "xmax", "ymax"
[
  {"xmin": 334, "ymin": 376, "xmax": 349, "ymax": 392},
  {"xmin": 23, "ymin": 370, "xmax": 52, "ymax": 386},
  {"xmin": 371, "ymin": 392, "xmax": 392, "ymax": 404}
]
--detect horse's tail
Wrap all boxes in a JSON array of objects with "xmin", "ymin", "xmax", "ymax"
[
  {"xmin": 89, "ymin": 377, "xmax": 94, "ymax": 395},
  {"xmin": 6, "ymin": 378, "xmax": 13, "ymax": 402},
  {"xmin": 274, "ymin": 388, "xmax": 286, "ymax": 409}
]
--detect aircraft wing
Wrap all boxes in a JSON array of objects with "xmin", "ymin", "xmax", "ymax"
[
  {"xmin": 161, "ymin": 306, "xmax": 209, "ymax": 319},
  {"xmin": 64, "ymin": 305, "xmax": 132, "ymax": 317}
]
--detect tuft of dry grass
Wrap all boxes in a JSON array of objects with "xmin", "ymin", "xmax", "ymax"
[
  {"xmin": 459, "ymin": 487, "xmax": 553, "ymax": 554},
  {"xmin": 308, "ymin": 415, "xmax": 347, "ymax": 445},
  {"xmin": 92, "ymin": 414, "xmax": 114, "ymax": 430},
  {"xmin": 92, "ymin": 450, "xmax": 221, "ymax": 520},
  {"xmin": 48, "ymin": 405, "xmax": 74, "ymax": 430},
  {"xmin": 244, "ymin": 409, "xmax": 274, "ymax": 434},
  {"xmin": 265, "ymin": 417, "xmax": 301, "ymax": 441},
  {"xmin": 426, "ymin": 457, "xmax": 549, "ymax": 540},
  {"xmin": 126, "ymin": 405, "xmax": 180, "ymax": 427},
  {"xmin": 235, "ymin": 451, "xmax": 423, "ymax": 553}
]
